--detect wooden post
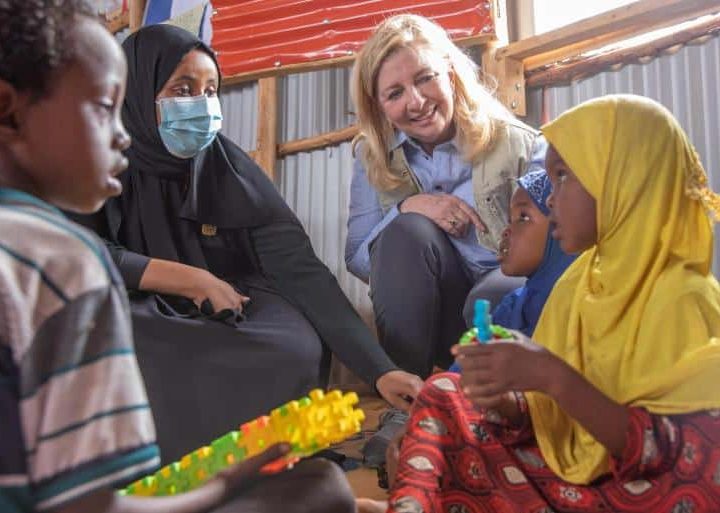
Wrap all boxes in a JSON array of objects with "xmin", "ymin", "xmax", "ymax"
[
  {"xmin": 129, "ymin": 0, "xmax": 147, "ymax": 32},
  {"xmin": 482, "ymin": 43, "xmax": 527, "ymax": 117},
  {"xmin": 506, "ymin": 0, "xmax": 535, "ymax": 43},
  {"xmin": 483, "ymin": 0, "xmax": 527, "ymax": 116},
  {"xmin": 255, "ymin": 77, "xmax": 278, "ymax": 180}
]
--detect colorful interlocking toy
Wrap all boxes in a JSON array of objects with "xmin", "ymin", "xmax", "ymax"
[
  {"xmin": 120, "ymin": 389, "xmax": 365, "ymax": 497},
  {"xmin": 459, "ymin": 299, "xmax": 514, "ymax": 346}
]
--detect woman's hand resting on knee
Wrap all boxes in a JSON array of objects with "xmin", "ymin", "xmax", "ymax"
[
  {"xmin": 185, "ymin": 268, "xmax": 250, "ymax": 313},
  {"xmin": 139, "ymin": 258, "xmax": 250, "ymax": 313},
  {"xmin": 375, "ymin": 370, "xmax": 423, "ymax": 411},
  {"xmin": 400, "ymin": 193, "xmax": 486, "ymax": 237}
]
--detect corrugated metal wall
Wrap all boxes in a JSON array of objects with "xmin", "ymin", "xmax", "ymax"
[
  {"xmin": 219, "ymin": 67, "xmax": 373, "ymax": 321},
  {"xmin": 219, "ymin": 81, "xmax": 258, "ymax": 150},
  {"xmin": 525, "ymin": 33, "xmax": 720, "ymax": 273},
  {"xmin": 277, "ymin": 67, "xmax": 376, "ymax": 323},
  {"xmin": 218, "ymin": 31, "xmax": 720, "ymax": 317}
]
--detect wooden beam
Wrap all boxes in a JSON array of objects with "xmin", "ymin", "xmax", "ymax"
[
  {"xmin": 278, "ymin": 125, "xmax": 359, "ymax": 158},
  {"xmin": 224, "ymin": 55, "xmax": 355, "ymax": 87},
  {"xmin": 129, "ymin": 0, "xmax": 147, "ymax": 32},
  {"xmin": 255, "ymin": 77, "xmax": 278, "ymax": 180},
  {"xmin": 497, "ymin": 0, "xmax": 720, "ymax": 71},
  {"xmin": 526, "ymin": 13, "xmax": 720, "ymax": 88}
]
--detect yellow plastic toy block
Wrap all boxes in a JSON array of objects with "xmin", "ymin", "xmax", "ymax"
[{"xmin": 120, "ymin": 389, "xmax": 365, "ymax": 497}]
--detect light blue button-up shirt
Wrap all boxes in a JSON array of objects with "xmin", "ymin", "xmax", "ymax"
[{"xmin": 345, "ymin": 132, "xmax": 547, "ymax": 283}]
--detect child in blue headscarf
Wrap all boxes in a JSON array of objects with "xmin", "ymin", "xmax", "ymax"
[
  {"xmin": 492, "ymin": 169, "xmax": 576, "ymax": 336},
  {"xmin": 446, "ymin": 170, "xmax": 574, "ymax": 374}
]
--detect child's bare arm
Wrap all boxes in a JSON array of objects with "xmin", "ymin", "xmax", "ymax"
[
  {"xmin": 544, "ymin": 359, "xmax": 629, "ymax": 456},
  {"xmin": 54, "ymin": 444, "xmax": 289, "ymax": 513},
  {"xmin": 454, "ymin": 336, "xmax": 629, "ymax": 456}
]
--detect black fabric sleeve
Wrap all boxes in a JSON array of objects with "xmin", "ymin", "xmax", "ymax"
[
  {"xmin": 249, "ymin": 220, "xmax": 397, "ymax": 386},
  {"xmin": 107, "ymin": 243, "xmax": 151, "ymax": 290},
  {"xmin": 66, "ymin": 211, "xmax": 151, "ymax": 290}
]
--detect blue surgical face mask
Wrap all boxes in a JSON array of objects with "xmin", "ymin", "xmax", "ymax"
[{"xmin": 156, "ymin": 95, "xmax": 223, "ymax": 159}]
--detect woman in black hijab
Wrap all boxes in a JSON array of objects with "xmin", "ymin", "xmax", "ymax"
[{"xmin": 75, "ymin": 24, "xmax": 422, "ymax": 462}]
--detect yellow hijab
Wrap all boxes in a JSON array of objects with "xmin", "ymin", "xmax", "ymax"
[{"xmin": 529, "ymin": 94, "xmax": 720, "ymax": 484}]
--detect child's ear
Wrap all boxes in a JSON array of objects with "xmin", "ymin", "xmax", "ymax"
[{"xmin": 0, "ymin": 79, "xmax": 23, "ymax": 143}]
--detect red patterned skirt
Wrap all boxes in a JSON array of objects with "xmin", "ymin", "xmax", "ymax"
[{"xmin": 389, "ymin": 373, "xmax": 720, "ymax": 513}]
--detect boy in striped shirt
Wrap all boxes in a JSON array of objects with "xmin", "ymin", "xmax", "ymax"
[{"xmin": 0, "ymin": 2, "xmax": 353, "ymax": 512}]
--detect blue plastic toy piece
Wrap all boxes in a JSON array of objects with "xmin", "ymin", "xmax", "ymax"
[{"xmin": 473, "ymin": 299, "xmax": 492, "ymax": 343}]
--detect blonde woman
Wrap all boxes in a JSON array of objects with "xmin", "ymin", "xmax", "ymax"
[{"xmin": 346, "ymin": 14, "xmax": 543, "ymax": 383}]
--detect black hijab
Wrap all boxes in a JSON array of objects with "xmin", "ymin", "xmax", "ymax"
[{"xmin": 105, "ymin": 24, "xmax": 289, "ymax": 269}]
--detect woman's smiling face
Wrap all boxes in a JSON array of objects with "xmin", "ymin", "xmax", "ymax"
[{"xmin": 375, "ymin": 45, "xmax": 455, "ymax": 154}]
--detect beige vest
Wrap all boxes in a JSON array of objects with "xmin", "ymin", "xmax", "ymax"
[{"xmin": 378, "ymin": 120, "xmax": 539, "ymax": 253}]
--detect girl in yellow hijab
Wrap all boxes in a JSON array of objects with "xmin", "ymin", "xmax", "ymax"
[{"xmin": 387, "ymin": 95, "xmax": 720, "ymax": 513}]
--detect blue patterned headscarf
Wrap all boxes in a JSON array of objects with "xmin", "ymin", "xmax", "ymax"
[{"xmin": 491, "ymin": 170, "xmax": 576, "ymax": 336}]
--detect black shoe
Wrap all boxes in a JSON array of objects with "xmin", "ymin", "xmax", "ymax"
[
  {"xmin": 310, "ymin": 449, "xmax": 361, "ymax": 472},
  {"xmin": 361, "ymin": 408, "xmax": 409, "ymax": 468}
]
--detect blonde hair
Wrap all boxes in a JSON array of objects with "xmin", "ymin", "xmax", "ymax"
[{"xmin": 351, "ymin": 14, "xmax": 513, "ymax": 191}]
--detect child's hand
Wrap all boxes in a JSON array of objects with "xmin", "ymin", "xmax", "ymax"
[
  {"xmin": 216, "ymin": 443, "xmax": 291, "ymax": 490},
  {"xmin": 451, "ymin": 330, "xmax": 559, "ymax": 409}
]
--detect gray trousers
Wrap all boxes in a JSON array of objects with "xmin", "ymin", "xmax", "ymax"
[
  {"xmin": 213, "ymin": 459, "xmax": 355, "ymax": 513},
  {"xmin": 463, "ymin": 267, "xmax": 526, "ymax": 327},
  {"xmin": 369, "ymin": 213, "xmax": 523, "ymax": 378}
]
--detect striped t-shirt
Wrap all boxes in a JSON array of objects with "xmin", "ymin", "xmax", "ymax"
[{"xmin": 0, "ymin": 189, "xmax": 159, "ymax": 512}]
